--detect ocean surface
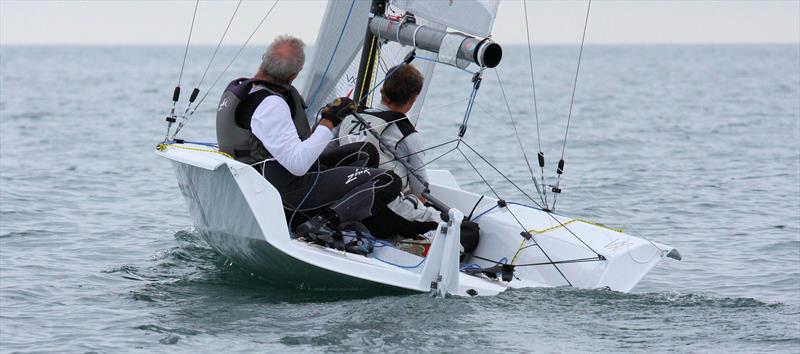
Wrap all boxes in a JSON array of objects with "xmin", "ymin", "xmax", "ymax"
[{"xmin": 1, "ymin": 44, "xmax": 798, "ymax": 353}]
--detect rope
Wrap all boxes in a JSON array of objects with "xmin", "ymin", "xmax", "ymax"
[
  {"xmin": 522, "ymin": 0, "xmax": 548, "ymax": 209},
  {"xmin": 176, "ymin": 0, "xmax": 199, "ymax": 88},
  {"xmin": 493, "ymin": 68, "xmax": 546, "ymax": 207},
  {"xmin": 467, "ymin": 197, "xmax": 608, "ymax": 272},
  {"xmin": 469, "ymin": 202, "xmax": 622, "ymax": 234},
  {"xmin": 357, "ymin": 60, "xmax": 401, "ymax": 108},
  {"xmin": 459, "ymin": 140, "xmax": 543, "ymax": 209},
  {"xmin": 371, "ymin": 253, "xmax": 426, "ymax": 269},
  {"xmin": 621, "ymin": 224, "xmax": 666, "ymax": 264},
  {"xmin": 522, "ymin": 1, "xmax": 542, "ymax": 156},
  {"xmin": 514, "ymin": 256, "xmax": 604, "ymax": 267},
  {"xmin": 457, "ymin": 147, "xmax": 503, "ymax": 205},
  {"xmin": 407, "ymin": 145, "xmax": 459, "ymax": 174},
  {"xmin": 455, "ymin": 144, "xmax": 571, "ymax": 285},
  {"xmin": 190, "ymin": 0, "xmax": 242, "ymax": 106},
  {"xmin": 305, "ymin": 0, "xmax": 357, "ymax": 115},
  {"xmin": 288, "ymin": 160, "xmax": 321, "ymax": 228},
  {"xmin": 470, "ymin": 255, "xmax": 508, "ymax": 266},
  {"xmin": 485, "ymin": 214, "xmax": 627, "ymax": 235},
  {"xmin": 543, "ymin": 210, "xmax": 603, "ymax": 257},
  {"xmin": 380, "ymin": 138, "xmax": 459, "ymax": 168},
  {"xmin": 553, "ymin": 0, "xmax": 592, "ymax": 209},
  {"xmin": 560, "ymin": 0, "xmax": 592, "ymax": 161},
  {"xmin": 175, "ymin": 0, "xmax": 280, "ymax": 138},
  {"xmin": 366, "ymin": 44, "xmax": 382, "ymax": 107},
  {"xmin": 156, "ymin": 142, "xmax": 233, "ymax": 160},
  {"xmin": 510, "ymin": 237, "xmax": 529, "ymax": 265}
]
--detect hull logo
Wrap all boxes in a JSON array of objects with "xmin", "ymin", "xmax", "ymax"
[{"xmin": 604, "ymin": 239, "xmax": 632, "ymax": 252}]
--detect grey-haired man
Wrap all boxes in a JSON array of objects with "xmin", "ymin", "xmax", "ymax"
[{"xmin": 216, "ymin": 35, "xmax": 401, "ymax": 242}]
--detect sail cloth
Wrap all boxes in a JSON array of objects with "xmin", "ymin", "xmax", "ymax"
[
  {"xmin": 303, "ymin": 0, "xmax": 497, "ymax": 125},
  {"xmin": 390, "ymin": 0, "xmax": 499, "ymax": 37},
  {"xmin": 302, "ymin": 0, "xmax": 372, "ymax": 118}
]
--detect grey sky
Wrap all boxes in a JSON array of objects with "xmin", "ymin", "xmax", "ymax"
[{"xmin": 1, "ymin": 0, "xmax": 798, "ymax": 45}]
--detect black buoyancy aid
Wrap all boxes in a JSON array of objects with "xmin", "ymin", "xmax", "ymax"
[
  {"xmin": 216, "ymin": 78, "xmax": 311, "ymax": 165},
  {"xmin": 339, "ymin": 110, "xmax": 416, "ymax": 153},
  {"xmin": 338, "ymin": 109, "xmax": 417, "ymax": 188}
]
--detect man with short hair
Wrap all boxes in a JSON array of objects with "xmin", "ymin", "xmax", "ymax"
[
  {"xmin": 339, "ymin": 64, "xmax": 427, "ymax": 200},
  {"xmin": 216, "ymin": 35, "xmax": 401, "ymax": 240},
  {"xmin": 337, "ymin": 64, "xmax": 480, "ymax": 255},
  {"xmin": 337, "ymin": 64, "xmax": 442, "ymax": 238}
]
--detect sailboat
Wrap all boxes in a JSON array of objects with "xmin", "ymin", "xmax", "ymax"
[{"xmin": 156, "ymin": 0, "xmax": 680, "ymax": 297}]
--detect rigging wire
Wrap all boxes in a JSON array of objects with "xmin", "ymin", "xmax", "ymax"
[
  {"xmin": 165, "ymin": 0, "xmax": 199, "ymax": 141},
  {"xmin": 459, "ymin": 140, "xmax": 543, "ymax": 210},
  {"xmin": 176, "ymin": 0, "xmax": 200, "ymax": 89},
  {"xmin": 561, "ymin": 0, "xmax": 592, "ymax": 159},
  {"xmin": 552, "ymin": 0, "xmax": 592, "ymax": 209},
  {"xmin": 379, "ymin": 138, "xmax": 459, "ymax": 167},
  {"xmin": 407, "ymin": 145, "xmax": 459, "ymax": 174},
  {"xmin": 522, "ymin": 0, "xmax": 549, "ymax": 209},
  {"xmin": 493, "ymin": 68, "xmax": 546, "ymax": 207},
  {"xmin": 456, "ymin": 139, "xmax": 598, "ymax": 283},
  {"xmin": 456, "ymin": 146, "xmax": 572, "ymax": 286},
  {"xmin": 183, "ymin": 0, "xmax": 243, "ymax": 114},
  {"xmin": 173, "ymin": 0, "xmax": 280, "ymax": 139}
]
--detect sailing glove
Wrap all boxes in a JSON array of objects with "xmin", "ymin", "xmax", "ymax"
[{"xmin": 321, "ymin": 97, "xmax": 356, "ymax": 127}]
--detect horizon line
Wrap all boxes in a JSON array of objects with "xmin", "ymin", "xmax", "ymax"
[{"xmin": 2, "ymin": 41, "xmax": 798, "ymax": 46}]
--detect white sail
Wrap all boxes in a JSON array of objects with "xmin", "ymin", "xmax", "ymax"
[
  {"xmin": 390, "ymin": 0, "xmax": 499, "ymax": 37},
  {"xmin": 302, "ymin": 0, "xmax": 372, "ymax": 117},
  {"xmin": 304, "ymin": 1, "xmax": 443, "ymax": 126}
]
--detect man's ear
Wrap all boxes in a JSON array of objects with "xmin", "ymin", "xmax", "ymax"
[{"xmin": 287, "ymin": 73, "xmax": 298, "ymax": 83}]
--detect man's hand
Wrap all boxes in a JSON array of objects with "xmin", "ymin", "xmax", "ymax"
[{"xmin": 320, "ymin": 97, "xmax": 355, "ymax": 128}]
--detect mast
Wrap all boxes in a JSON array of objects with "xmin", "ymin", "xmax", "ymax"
[{"xmin": 353, "ymin": 0, "xmax": 387, "ymax": 110}]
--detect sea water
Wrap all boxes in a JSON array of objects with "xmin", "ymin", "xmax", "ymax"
[{"xmin": 1, "ymin": 44, "xmax": 798, "ymax": 353}]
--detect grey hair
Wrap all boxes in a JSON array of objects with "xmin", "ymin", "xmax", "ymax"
[{"xmin": 260, "ymin": 35, "xmax": 305, "ymax": 83}]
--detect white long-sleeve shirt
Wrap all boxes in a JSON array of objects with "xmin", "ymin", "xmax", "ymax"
[{"xmin": 250, "ymin": 88, "xmax": 332, "ymax": 176}]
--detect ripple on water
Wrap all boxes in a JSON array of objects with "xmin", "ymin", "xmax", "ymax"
[{"xmin": 1, "ymin": 44, "xmax": 798, "ymax": 353}]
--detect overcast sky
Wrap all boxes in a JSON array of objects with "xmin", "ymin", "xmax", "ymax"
[{"xmin": 1, "ymin": 1, "xmax": 798, "ymax": 45}]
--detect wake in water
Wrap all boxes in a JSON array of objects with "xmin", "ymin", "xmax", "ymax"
[{"xmin": 101, "ymin": 229, "xmax": 799, "ymax": 351}]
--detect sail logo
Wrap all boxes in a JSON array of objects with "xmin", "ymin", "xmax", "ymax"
[{"xmin": 345, "ymin": 168, "xmax": 371, "ymax": 185}]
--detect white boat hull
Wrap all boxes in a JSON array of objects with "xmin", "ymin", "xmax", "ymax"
[{"xmin": 157, "ymin": 143, "xmax": 678, "ymax": 296}]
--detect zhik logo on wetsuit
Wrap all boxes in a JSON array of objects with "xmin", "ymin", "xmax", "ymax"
[
  {"xmin": 345, "ymin": 168, "xmax": 371, "ymax": 185},
  {"xmin": 218, "ymin": 98, "xmax": 230, "ymax": 112}
]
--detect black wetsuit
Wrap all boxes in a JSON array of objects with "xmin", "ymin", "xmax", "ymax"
[{"xmin": 257, "ymin": 141, "xmax": 401, "ymax": 229}]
